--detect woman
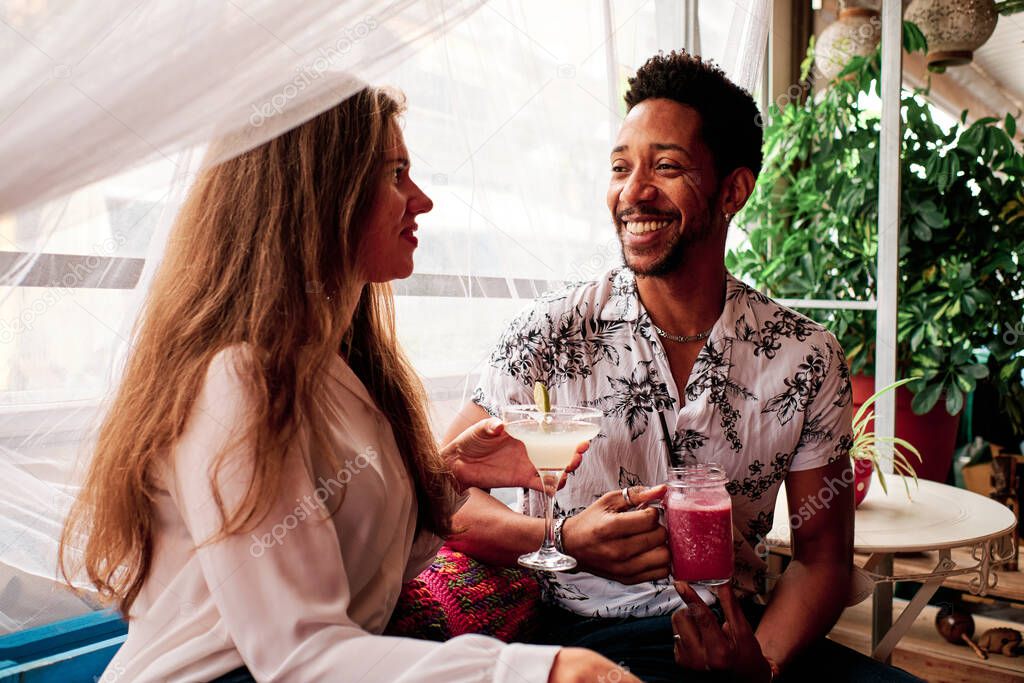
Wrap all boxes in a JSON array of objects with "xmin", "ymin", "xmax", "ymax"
[{"xmin": 60, "ymin": 87, "xmax": 637, "ymax": 683}]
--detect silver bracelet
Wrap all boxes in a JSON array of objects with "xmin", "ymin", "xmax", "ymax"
[{"xmin": 553, "ymin": 516, "xmax": 568, "ymax": 553}]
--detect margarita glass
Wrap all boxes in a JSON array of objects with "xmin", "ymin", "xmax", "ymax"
[{"xmin": 502, "ymin": 405, "xmax": 602, "ymax": 571}]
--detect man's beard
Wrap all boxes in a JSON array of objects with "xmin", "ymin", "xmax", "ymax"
[{"xmin": 617, "ymin": 205, "xmax": 715, "ymax": 277}]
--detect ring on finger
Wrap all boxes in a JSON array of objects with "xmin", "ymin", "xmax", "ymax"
[{"xmin": 621, "ymin": 487, "xmax": 633, "ymax": 506}]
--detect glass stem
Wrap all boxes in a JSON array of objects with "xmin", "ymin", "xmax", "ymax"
[{"xmin": 540, "ymin": 470, "xmax": 560, "ymax": 551}]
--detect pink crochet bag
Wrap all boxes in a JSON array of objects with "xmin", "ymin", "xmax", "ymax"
[{"xmin": 385, "ymin": 546, "xmax": 543, "ymax": 643}]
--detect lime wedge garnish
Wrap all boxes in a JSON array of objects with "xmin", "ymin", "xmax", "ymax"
[{"xmin": 533, "ymin": 380, "xmax": 551, "ymax": 413}]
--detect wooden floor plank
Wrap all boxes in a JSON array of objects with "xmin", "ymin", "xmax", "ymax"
[{"xmin": 829, "ymin": 598, "xmax": 1024, "ymax": 683}]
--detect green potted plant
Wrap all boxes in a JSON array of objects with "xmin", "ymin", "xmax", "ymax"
[
  {"xmin": 728, "ymin": 25, "xmax": 1024, "ymax": 483},
  {"xmin": 850, "ymin": 378, "xmax": 922, "ymax": 506}
]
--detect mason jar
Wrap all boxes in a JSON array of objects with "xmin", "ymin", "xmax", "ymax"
[{"xmin": 665, "ymin": 464, "xmax": 733, "ymax": 586}]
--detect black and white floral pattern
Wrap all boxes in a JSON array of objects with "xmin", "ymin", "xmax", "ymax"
[
  {"xmin": 488, "ymin": 303, "xmax": 628, "ymax": 389},
  {"xmin": 830, "ymin": 433, "xmax": 855, "ymax": 464},
  {"xmin": 595, "ymin": 360, "xmax": 675, "ymax": 440},
  {"xmin": 685, "ymin": 339, "xmax": 757, "ymax": 452},
  {"xmin": 756, "ymin": 309, "xmax": 818, "ymax": 359},
  {"xmin": 726, "ymin": 451, "xmax": 792, "ymax": 502},
  {"xmin": 746, "ymin": 510, "xmax": 775, "ymax": 546},
  {"xmin": 833, "ymin": 344, "xmax": 854, "ymax": 409},
  {"xmin": 666, "ymin": 428, "xmax": 707, "ymax": 466},
  {"xmin": 474, "ymin": 268, "xmax": 853, "ymax": 618},
  {"xmin": 761, "ymin": 347, "xmax": 829, "ymax": 426}
]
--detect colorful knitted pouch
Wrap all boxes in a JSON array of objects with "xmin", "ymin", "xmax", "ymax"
[{"xmin": 385, "ymin": 546, "xmax": 543, "ymax": 643}]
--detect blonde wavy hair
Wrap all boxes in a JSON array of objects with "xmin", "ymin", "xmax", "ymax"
[{"xmin": 60, "ymin": 87, "xmax": 455, "ymax": 615}]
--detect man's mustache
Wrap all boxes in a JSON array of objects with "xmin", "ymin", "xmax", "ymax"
[{"xmin": 616, "ymin": 207, "xmax": 680, "ymax": 222}]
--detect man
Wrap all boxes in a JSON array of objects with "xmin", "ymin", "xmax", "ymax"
[{"xmin": 444, "ymin": 52, "xmax": 919, "ymax": 682}]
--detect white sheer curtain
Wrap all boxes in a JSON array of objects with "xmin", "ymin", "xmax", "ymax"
[
  {"xmin": 0, "ymin": 0, "xmax": 486, "ymax": 633},
  {"xmin": 0, "ymin": 0, "xmax": 769, "ymax": 633},
  {"xmin": 0, "ymin": 0, "xmax": 490, "ymax": 214},
  {"xmin": 388, "ymin": 0, "xmax": 771, "ymax": 427}
]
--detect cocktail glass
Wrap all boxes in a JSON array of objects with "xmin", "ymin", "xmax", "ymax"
[{"xmin": 502, "ymin": 404, "xmax": 602, "ymax": 571}]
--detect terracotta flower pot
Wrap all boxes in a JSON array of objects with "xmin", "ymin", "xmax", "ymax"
[
  {"xmin": 851, "ymin": 374, "xmax": 962, "ymax": 484},
  {"xmin": 905, "ymin": 0, "xmax": 998, "ymax": 70},
  {"xmin": 853, "ymin": 458, "xmax": 873, "ymax": 507}
]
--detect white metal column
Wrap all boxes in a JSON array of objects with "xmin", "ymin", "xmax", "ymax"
[
  {"xmin": 601, "ymin": 0, "xmax": 620, "ymax": 144},
  {"xmin": 872, "ymin": 0, "xmax": 903, "ymax": 664},
  {"xmin": 876, "ymin": 0, "xmax": 902, "ymax": 469},
  {"xmin": 683, "ymin": 0, "xmax": 700, "ymax": 55}
]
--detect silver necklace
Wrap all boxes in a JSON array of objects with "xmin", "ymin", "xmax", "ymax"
[{"xmin": 652, "ymin": 323, "xmax": 714, "ymax": 344}]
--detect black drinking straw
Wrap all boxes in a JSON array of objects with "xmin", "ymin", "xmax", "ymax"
[{"xmin": 657, "ymin": 411, "xmax": 680, "ymax": 471}]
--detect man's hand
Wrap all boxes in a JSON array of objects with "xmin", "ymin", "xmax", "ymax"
[
  {"xmin": 672, "ymin": 581, "xmax": 772, "ymax": 681},
  {"xmin": 561, "ymin": 485, "xmax": 669, "ymax": 584},
  {"xmin": 443, "ymin": 418, "xmax": 586, "ymax": 492}
]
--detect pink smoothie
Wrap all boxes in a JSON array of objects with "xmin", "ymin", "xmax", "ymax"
[{"xmin": 666, "ymin": 489, "xmax": 733, "ymax": 584}]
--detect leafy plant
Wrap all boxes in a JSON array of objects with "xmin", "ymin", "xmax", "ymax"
[
  {"xmin": 851, "ymin": 378, "xmax": 922, "ymax": 497},
  {"xmin": 728, "ymin": 24, "xmax": 1024, "ymax": 435},
  {"xmin": 996, "ymin": 0, "xmax": 1024, "ymax": 17}
]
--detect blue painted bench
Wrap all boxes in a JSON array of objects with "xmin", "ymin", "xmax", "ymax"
[{"xmin": 0, "ymin": 610, "xmax": 126, "ymax": 683}]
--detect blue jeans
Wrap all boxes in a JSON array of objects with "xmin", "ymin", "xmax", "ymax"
[
  {"xmin": 534, "ymin": 602, "xmax": 924, "ymax": 683},
  {"xmin": 211, "ymin": 667, "xmax": 255, "ymax": 682}
]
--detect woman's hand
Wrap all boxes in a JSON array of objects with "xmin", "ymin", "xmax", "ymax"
[
  {"xmin": 547, "ymin": 647, "xmax": 642, "ymax": 683},
  {"xmin": 443, "ymin": 418, "xmax": 587, "ymax": 492},
  {"xmin": 671, "ymin": 581, "xmax": 773, "ymax": 682}
]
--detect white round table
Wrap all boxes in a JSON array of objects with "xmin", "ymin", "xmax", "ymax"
[{"xmin": 766, "ymin": 474, "xmax": 1017, "ymax": 661}]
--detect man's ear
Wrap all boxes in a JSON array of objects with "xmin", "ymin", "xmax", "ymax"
[{"xmin": 718, "ymin": 167, "xmax": 756, "ymax": 216}]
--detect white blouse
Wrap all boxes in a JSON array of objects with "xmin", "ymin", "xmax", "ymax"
[{"xmin": 103, "ymin": 348, "xmax": 559, "ymax": 682}]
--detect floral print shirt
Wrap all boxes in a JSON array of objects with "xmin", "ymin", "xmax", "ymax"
[{"xmin": 473, "ymin": 268, "xmax": 853, "ymax": 618}]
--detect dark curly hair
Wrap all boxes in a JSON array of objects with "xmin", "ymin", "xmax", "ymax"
[{"xmin": 624, "ymin": 50, "xmax": 763, "ymax": 179}]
